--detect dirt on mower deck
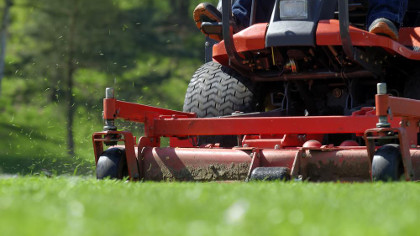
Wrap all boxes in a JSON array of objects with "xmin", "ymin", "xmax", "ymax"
[
  {"xmin": 305, "ymin": 160, "xmax": 371, "ymax": 182},
  {"xmin": 144, "ymin": 162, "xmax": 250, "ymax": 181}
]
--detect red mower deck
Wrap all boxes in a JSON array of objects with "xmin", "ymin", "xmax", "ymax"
[{"xmin": 93, "ymin": 86, "xmax": 420, "ymax": 182}]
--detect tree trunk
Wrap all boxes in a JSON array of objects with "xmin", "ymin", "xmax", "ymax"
[
  {"xmin": 0, "ymin": 0, "xmax": 12, "ymax": 97},
  {"xmin": 66, "ymin": 0, "xmax": 77, "ymax": 157},
  {"xmin": 170, "ymin": 0, "xmax": 190, "ymax": 24}
]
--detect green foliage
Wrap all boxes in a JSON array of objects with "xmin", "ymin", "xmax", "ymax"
[
  {"xmin": 6, "ymin": 0, "xmax": 211, "ymax": 106},
  {"xmin": 0, "ymin": 0, "xmax": 220, "ymax": 173},
  {"xmin": 1, "ymin": 178, "xmax": 420, "ymax": 235},
  {"xmin": 0, "ymin": 78, "xmax": 95, "ymax": 175}
]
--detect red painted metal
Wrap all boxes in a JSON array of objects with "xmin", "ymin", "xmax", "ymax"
[
  {"xmin": 141, "ymin": 147, "xmax": 253, "ymax": 181},
  {"xmin": 376, "ymin": 94, "xmax": 420, "ymax": 118},
  {"xmin": 303, "ymin": 140, "xmax": 322, "ymax": 148},
  {"xmin": 104, "ymin": 99, "xmax": 196, "ymax": 122},
  {"xmin": 211, "ymin": 20, "xmax": 420, "ymax": 66},
  {"xmin": 93, "ymin": 93, "xmax": 420, "ymax": 181},
  {"xmin": 94, "ymin": 90, "xmax": 420, "ymax": 181},
  {"xmin": 362, "ymin": 93, "xmax": 420, "ymax": 180},
  {"xmin": 316, "ymin": 20, "xmax": 420, "ymax": 60},
  {"xmin": 139, "ymin": 146, "xmax": 420, "ymax": 181},
  {"xmin": 103, "ymin": 95, "xmax": 404, "ymax": 139},
  {"xmin": 339, "ymin": 140, "xmax": 360, "ymax": 146},
  {"xmin": 242, "ymin": 134, "xmax": 324, "ymax": 148},
  {"xmin": 212, "ymin": 23, "xmax": 268, "ymax": 65},
  {"xmin": 150, "ymin": 115, "xmax": 400, "ymax": 137},
  {"xmin": 375, "ymin": 94, "xmax": 420, "ymax": 147}
]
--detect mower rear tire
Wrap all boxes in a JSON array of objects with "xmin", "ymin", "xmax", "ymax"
[
  {"xmin": 371, "ymin": 144, "xmax": 404, "ymax": 181},
  {"xmin": 183, "ymin": 61, "xmax": 258, "ymax": 146},
  {"xmin": 96, "ymin": 147, "xmax": 128, "ymax": 180}
]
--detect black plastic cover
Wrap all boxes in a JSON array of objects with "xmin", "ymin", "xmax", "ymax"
[{"xmin": 266, "ymin": 0, "xmax": 337, "ymax": 47}]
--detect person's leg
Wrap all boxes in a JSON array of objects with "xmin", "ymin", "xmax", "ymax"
[
  {"xmin": 368, "ymin": 0, "xmax": 408, "ymax": 27},
  {"xmin": 367, "ymin": 0, "xmax": 408, "ymax": 40},
  {"xmin": 232, "ymin": 0, "xmax": 275, "ymax": 29},
  {"xmin": 232, "ymin": 0, "xmax": 252, "ymax": 29}
]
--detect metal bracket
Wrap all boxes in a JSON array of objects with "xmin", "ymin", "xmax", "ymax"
[
  {"xmin": 246, "ymin": 149, "xmax": 261, "ymax": 181},
  {"xmin": 364, "ymin": 127, "xmax": 414, "ymax": 181},
  {"xmin": 338, "ymin": 0, "xmax": 382, "ymax": 76}
]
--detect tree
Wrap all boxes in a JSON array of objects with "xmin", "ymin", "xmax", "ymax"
[
  {"xmin": 17, "ymin": 0, "xmax": 134, "ymax": 156},
  {"xmin": 5, "ymin": 0, "xmax": 208, "ymax": 158},
  {"xmin": 0, "ymin": 0, "xmax": 12, "ymax": 97}
]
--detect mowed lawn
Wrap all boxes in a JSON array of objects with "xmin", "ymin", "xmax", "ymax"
[{"xmin": 0, "ymin": 177, "xmax": 419, "ymax": 236}]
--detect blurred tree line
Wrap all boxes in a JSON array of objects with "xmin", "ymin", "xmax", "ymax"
[{"xmin": 0, "ymin": 0, "xmax": 217, "ymax": 157}]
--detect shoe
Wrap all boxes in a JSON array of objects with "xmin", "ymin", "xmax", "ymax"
[
  {"xmin": 193, "ymin": 3, "xmax": 222, "ymax": 30},
  {"xmin": 368, "ymin": 18, "xmax": 399, "ymax": 41}
]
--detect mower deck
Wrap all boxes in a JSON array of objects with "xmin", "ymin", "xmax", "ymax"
[{"xmin": 93, "ymin": 86, "xmax": 420, "ymax": 182}]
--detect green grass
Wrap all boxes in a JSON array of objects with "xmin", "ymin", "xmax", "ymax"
[
  {"xmin": 0, "ymin": 78, "xmax": 100, "ymax": 175},
  {"xmin": 0, "ymin": 103, "xmax": 97, "ymax": 175},
  {"xmin": 0, "ymin": 177, "xmax": 419, "ymax": 236}
]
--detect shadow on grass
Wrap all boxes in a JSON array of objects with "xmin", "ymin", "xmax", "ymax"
[
  {"xmin": 0, "ymin": 122, "xmax": 95, "ymax": 176},
  {"xmin": 0, "ymin": 123, "xmax": 61, "ymax": 145},
  {"xmin": 0, "ymin": 154, "xmax": 94, "ymax": 176}
]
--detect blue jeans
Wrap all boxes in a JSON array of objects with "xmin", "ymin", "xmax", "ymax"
[
  {"xmin": 232, "ymin": 0, "xmax": 275, "ymax": 27},
  {"xmin": 367, "ymin": 0, "xmax": 408, "ymax": 27}
]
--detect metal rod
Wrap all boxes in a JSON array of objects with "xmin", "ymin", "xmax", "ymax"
[
  {"xmin": 104, "ymin": 87, "xmax": 117, "ymax": 131},
  {"xmin": 251, "ymin": 70, "xmax": 373, "ymax": 82},
  {"xmin": 249, "ymin": 0, "xmax": 257, "ymax": 26},
  {"xmin": 338, "ymin": 0, "xmax": 354, "ymax": 60},
  {"xmin": 222, "ymin": 0, "xmax": 244, "ymax": 66},
  {"xmin": 376, "ymin": 83, "xmax": 390, "ymax": 128}
]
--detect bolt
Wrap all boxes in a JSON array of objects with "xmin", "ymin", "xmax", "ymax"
[
  {"xmin": 106, "ymin": 87, "xmax": 114, "ymax": 99},
  {"xmin": 399, "ymin": 121, "xmax": 410, "ymax": 127},
  {"xmin": 332, "ymin": 88, "xmax": 343, "ymax": 98},
  {"xmin": 298, "ymin": 134, "xmax": 307, "ymax": 142},
  {"xmin": 377, "ymin": 116, "xmax": 390, "ymax": 128},
  {"xmin": 274, "ymin": 144, "xmax": 280, "ymax": 149},
  {"xmin": 376, "ymin": 84, "xmax": 391, "ymax": 127},
  {"xmin": 377, "ymin": 83, "xmax": 387, "ymax": 95},
  {"xmin": 294, "ymin": 175, "xmax": 303, "ymax": 182}
]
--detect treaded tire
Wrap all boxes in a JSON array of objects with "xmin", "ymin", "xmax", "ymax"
[
  {"xmin": 96, "ymin": 147, "xmax": 128, "ymax": 180},
  {"xmin": 183, "ymin": 61, "xmax": 258, "ymax": 146},
  {"xmin": 372, "ymin": 144, "xmax": 404, "ymax": 181}
]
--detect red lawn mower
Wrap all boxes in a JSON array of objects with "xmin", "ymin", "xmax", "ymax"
[{"xmin": 93, "ymin": 0, "xmax": 420, "ymax": 182}]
